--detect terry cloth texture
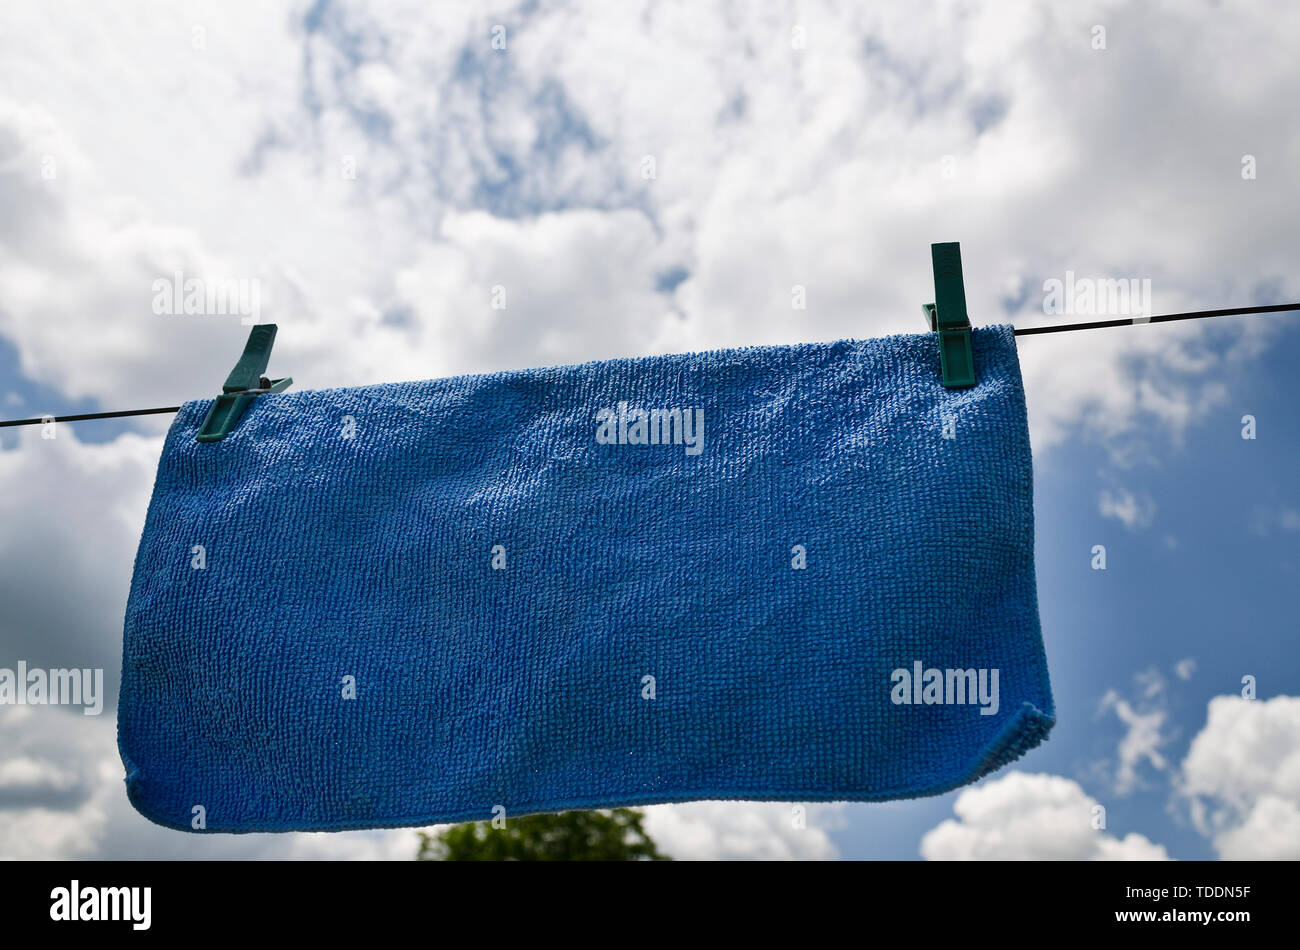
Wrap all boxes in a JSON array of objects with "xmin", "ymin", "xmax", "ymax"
[{"xmin": 119, "ymin": 324, "xmax": 1054, "ymax": 833}]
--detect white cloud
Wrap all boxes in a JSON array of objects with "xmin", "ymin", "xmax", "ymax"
[
  {"xmin": 641, "ymin": 801, "xmax": 840, "ymax": 860},
  {"xmin": 0, "ymin": 0, "xmax": 1294, "ymax": 446},
  {"xmin": 0, "ymin": 426, "xmax": 162, "ymax": 683},
  {"xmin": 1098, "ymin": 488, "xmax": 1157, "ymax": 531},
  {"xmin": 1179, "ymin": 695, "xmax": 1300, "ymax": 860},
  {"xmin": 1174, "ymin": 658, "xmax": 1196, "ymax": 681},
  {"xmin": 920, "ymin": 772, "xmax": 1169, "ymax": 860},
  {"xmin": 1251, "ymin": 505, "xmax": 1300, "ymax": 537},
  {"xmin": 1093, "ymin": 669, "xmax": 1173, "ymax": 796},
  {"xmin": 1103, "ymin": 695, "xmax": 1169, "ymax": 794},
  {"xmin": 1136, "ymin": 669, "xmax": 1166, "ymax": 701},
  {"xmin": 0, "ymin": 704, "xmax": 430, "ymax": 860},
  {"xmin": 384, "ymin": 208, "xmax": 678, "ymax": 380},
  {"xmin": 0, "ymin": 755, "xmax": 79, "ymax": 795}
]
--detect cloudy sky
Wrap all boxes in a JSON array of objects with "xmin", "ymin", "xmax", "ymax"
[{"xmin": 0, "ymin": 0, "xmax": 1297, "ymax": 860}]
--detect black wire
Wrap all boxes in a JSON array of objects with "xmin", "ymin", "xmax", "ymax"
[
  {"xmin": 0, "ymin": 406, "xmax": 182, "ymax": 428},
  {"xmin": 2, "ymin": 301, "xmax": 1297, "ymax": 427},
  {"xmin": 1011, "ymin": 302, "xmax": 1300, "ymax": 335}
]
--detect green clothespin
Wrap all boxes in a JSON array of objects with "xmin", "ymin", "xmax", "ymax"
[
  {"xmin": 921, "ymin": 242, "xmax": 976, "ymax": 388},
  {"xmin": 195, "ymin": 324, "xmax": 292, "ymax": 442}
]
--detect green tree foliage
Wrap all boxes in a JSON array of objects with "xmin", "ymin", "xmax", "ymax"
[{"xmin": 418, "ymin": 808, "xmax": 671, "ymax": 861}]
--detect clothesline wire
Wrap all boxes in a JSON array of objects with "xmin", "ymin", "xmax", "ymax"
[
  {"xmin": 0, "ymin": 406, "xmax": 184, "ymax": 426},
  {"xmin": 1011, "ymin": 301, "xmax": 1300, "ymax": 335},
  {"xmin": 2, "ymin": 301, "xmax": 1297, "ymax": 428}
]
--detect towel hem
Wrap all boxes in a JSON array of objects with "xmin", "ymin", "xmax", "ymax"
[{"xmin": 121, "ymin": 701, "xmax": 1055, "ymax": 834}]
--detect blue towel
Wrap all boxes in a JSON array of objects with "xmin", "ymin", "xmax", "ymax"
[{"xmin": 118, "ymin": 325, "xmax": 1053, "ymax": 833}]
